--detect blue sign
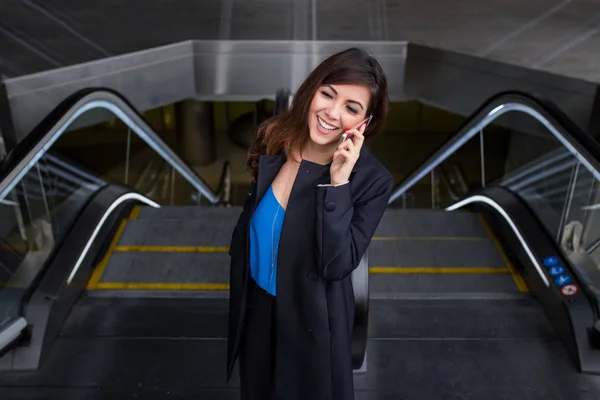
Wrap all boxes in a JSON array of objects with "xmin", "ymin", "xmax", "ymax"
[
  {"xmin": 554, "ymin": 275, "xmax": 572, "ymax": 287},
  {"xmin": 543, "ymin": 256, "xmax": 559, "ymax": 267},
  {"xmin": 548, "ymin": 266, "xmax": 565, "ymax": 276}
]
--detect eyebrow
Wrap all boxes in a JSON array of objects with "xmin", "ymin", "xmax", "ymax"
[{"xmin": 324, "ymin": 84, "xmax": 365, "ymax": 111}]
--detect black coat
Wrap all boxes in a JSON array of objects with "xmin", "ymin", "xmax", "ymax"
[{"xmin": 227, "ymin": 145, "xmax": 393, "ymax": 400}]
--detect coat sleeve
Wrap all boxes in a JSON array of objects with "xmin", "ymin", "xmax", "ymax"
[{"xmin": 315, "ymin": 172, "xmax": 394, "ymax": 281}]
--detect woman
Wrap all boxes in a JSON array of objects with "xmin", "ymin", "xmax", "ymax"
[{"xmin": 227, "ymin": 47, "xmax": 394, "ymax": 400}]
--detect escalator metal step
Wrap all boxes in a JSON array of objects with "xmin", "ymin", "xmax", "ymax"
[
  {"xmin": 375, "ymin": 209, "xmax": 490, "ymax": 237},
  {"xmin": 118, "ymin": 219, "xmax": 236, "ymax": 247},
  {"xmin": 87, "ymin": 206, "xmax": 527, "ymax": 297},
  {"xmin": 98, "ymin": 252, "xmax": 229, "ymax": 289},
  {"xmin": 134, "ymin": 205, "xmax": 242, "ymax": 221},
  {"xmin": 369, "ymin": 238, "xmax": 506, "ymax": 269}
]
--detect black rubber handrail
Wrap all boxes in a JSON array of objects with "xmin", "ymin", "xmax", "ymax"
[
  {"xmin": 0, "ymin": 87, "xmax": 219, "ymax": 203},
  {"xmin": 450, "ymin": 185, "xmax": 600, "ymax": 373},
  {"xmin": 0, "ymin": 87, "xmax": 103, "ymax": 178},
  {"xmin": 389, "ymin": 90, "xmax": 600, "ymax": 203}
]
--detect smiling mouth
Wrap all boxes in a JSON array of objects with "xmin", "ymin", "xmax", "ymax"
[{"xmin": 317, "ymin": 116, "xmax": 339, "ymax": 131}]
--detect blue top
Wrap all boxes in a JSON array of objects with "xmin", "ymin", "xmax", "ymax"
[{"xmin": 249, "ymin": 185, "xmax": 285, "ymax": 296}]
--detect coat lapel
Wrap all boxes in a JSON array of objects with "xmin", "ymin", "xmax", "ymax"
[{"xmin": 255, "ymin": 153, "xmax": 286, "ymax": 210}]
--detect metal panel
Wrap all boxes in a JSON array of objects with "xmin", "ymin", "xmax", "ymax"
[
  {"xmin": 404, "ymin": 43, "xmax": 597, "ymax": 133},
  {"xmin": 5, "ymin": 41, "xmax": 195, "ymax": 140},
  {"xmin": 588, "ymin": 85, "xmax": 600, "ymax": 141},
  {"xmin": 4, "ymin": 40, "xmax": 407, "ymax": 142},
  {"xmin": 10, "ymin": 38, "xmax": 599, "ymax": 152},
  {"xmin": 0, "ymin": 74, "xmax": 17, "ymax": 152},
  {"xmin": 192, "ymin": 40, "xmax": 407, "ymax": 101}
]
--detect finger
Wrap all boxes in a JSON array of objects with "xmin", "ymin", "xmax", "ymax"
[
  {"xmin": 339, "ymin": 133, "xmax": 355, "ymax": 148},
  {"xmin": 346, "ymin": 127, "xmax": 364, "ymax": 145},
  {"xmin": 359, "ymin": 122, "xmax": 367, "ymax": 134},
  {"xmin": 333, "ymin": 149, "xmax": 348, "ymax": 161},
  {"xmin": 349, "ymin": 132, "xmax": 364, "ymax": 152},
  {"xmin": 344, "ymin": 138, "xmax": 355, "ymax": 153},
  {"xmin": 339, "ymin": 147, "xmax": 352, "ymax": 160},
  {"xmin": 339, "ymin": 130, "xmax": 353, "ymax": 141},
  {"xmin": 353, "ymin": 127, "xmax": 365, "ymax": 144},
  {"xmin": 341, "ymin": 141, "xmax": 356, "ymax": 157}
]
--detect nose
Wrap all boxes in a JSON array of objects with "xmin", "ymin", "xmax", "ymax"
[{"xmin": 324, "ymin": 104, "xmax": 341, "ymax": 121}]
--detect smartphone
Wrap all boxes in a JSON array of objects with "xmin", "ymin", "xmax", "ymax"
[{"xmin": 337, "ymin": 114, "xmax": 373, "ymax": 146}]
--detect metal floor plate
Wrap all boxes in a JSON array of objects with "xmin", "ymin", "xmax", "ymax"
[{"xmin": 1, "ymin": 297, "xmax": 599, "ymax": 399}]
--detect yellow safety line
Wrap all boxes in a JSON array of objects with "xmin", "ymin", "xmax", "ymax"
[
  {"xmin": 94, "ymin": 282, "xmax": 229, "ymax": 290},
  {"xmin": 114, "ymin": 246, "xmax": 229, "ymax": 253},
  {"xmin": 373, "ymin": 236, "xmax": 487, "ymax": 241},
  {"xmin": 369, "ymin": 267, "xmax": 509, "ymax": 274},
  {"xmin": 0, "ymin": 282, "xmax": 21, "ymax": 288},
  {"xmin": 112, "ymin": 239, "xmax": 490, "ymax": 253},
  {"xmin": 87, "ymin": 267, "xmax": 509, "ymax": 291},
  {"xmin": 108, "ymin": 238, "xmax": 489, "ymax": 254},
  {"xmin": 478, "ymin": 214, "xmax": 529, "ymax": 292},
  {"xmin": 87, "ymin": 219, "xmax": 129, "ymax": 290},
  {"xmin": 89, "ymin": 266, "xmax": 507, "ymax": 291},
  {"xmin": 129, "ymin": 205, "xmax": 142, "ymax": 221},
  {"xmin": 0, "ymin": 244, "xmax": 28, "ymax": 251}
]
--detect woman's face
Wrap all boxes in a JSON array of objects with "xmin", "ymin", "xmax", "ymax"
[{"xmin": 307, "ymin": 84, "xmax": 371, "ymax": 147}]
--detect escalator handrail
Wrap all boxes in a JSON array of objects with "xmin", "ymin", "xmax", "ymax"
[
  {"xmin": 0, "ymin": 317, "xmax": 27, "ymax": 352},
  {"xmin": 389, "ymin": 90, "xmax": 600, "ymax": 204},
  {"xmin": 0, "ymin": 87, "xmax": 220, "ymax": 204}
]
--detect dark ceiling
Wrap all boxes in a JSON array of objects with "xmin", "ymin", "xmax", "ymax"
[{"xmin": 1, "ymin": 0, "xmax": 599, "ymax": 83}]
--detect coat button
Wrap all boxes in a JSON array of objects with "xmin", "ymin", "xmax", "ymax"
[
  {"xmin": 325, "ymin": 201, "xmax": 336, "ymax": 212},
  {"xmin": 308, "ymin": 271, "xmax": 318, "ymax": 281}
]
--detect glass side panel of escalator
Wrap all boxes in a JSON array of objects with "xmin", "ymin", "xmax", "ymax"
[
  {"xmin": 394, "ymin": 104, "xmax": 600, "ymax": 311},
  {"xmin": 492, "ymin": 111, "xmax": 600, "ymax": 304},
  {"xmin": 0, "ymin": 151, "xmax": 101, "ymax": 331},
  {"xmin": 0, "ymin": 100, "xmax": 210, "ymax": 344}
]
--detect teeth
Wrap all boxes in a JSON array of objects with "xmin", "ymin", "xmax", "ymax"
[{"xmin": 318, "ymin": 116, "xmax": 337, "ymax": 131}]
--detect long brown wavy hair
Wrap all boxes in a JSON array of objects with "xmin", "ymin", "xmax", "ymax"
[{"xmin": 246, "ymin": 47, "xmax": 389, "ymax": 181}]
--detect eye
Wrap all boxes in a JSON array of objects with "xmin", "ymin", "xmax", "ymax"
[
  {"xmin": 346, "ymin": 105, "xmax": 359, "ymax": 114},
  {"xmin": 320, "ymin": 90, "xmax": 333, "ymax": 99}
]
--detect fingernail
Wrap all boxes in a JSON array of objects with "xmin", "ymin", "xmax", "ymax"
[{"xmin": 344, "ymin": 128, "xmax": 350, "ymax": 132}]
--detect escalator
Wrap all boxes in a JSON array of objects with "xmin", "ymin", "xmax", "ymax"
[{"xmin": 0, "ymin": 88, "xmax": 599, "ymax": 399}]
